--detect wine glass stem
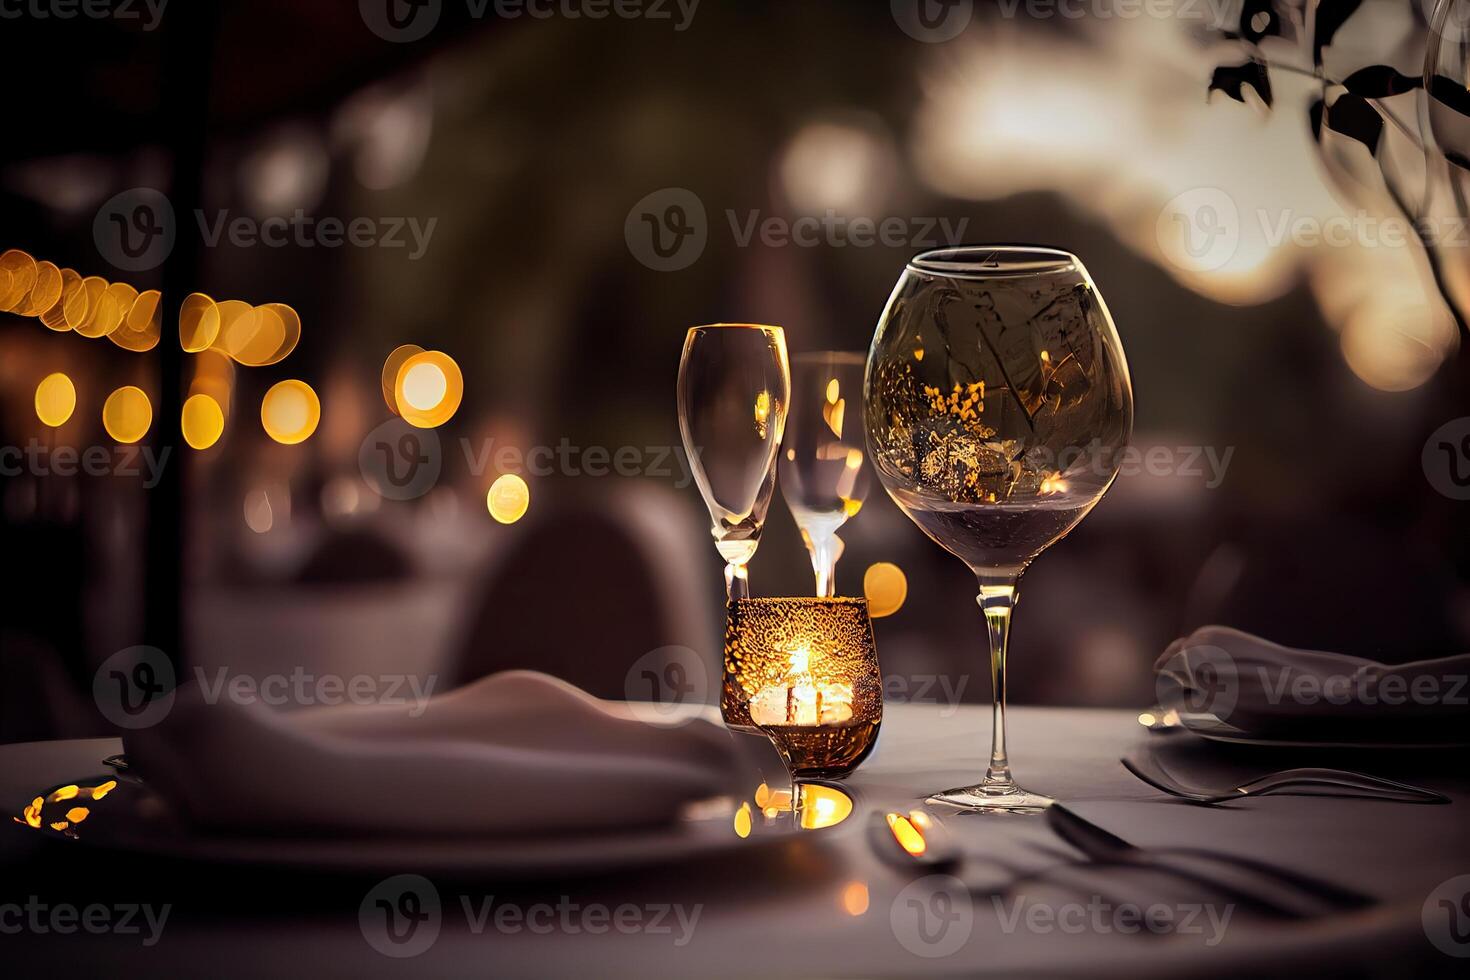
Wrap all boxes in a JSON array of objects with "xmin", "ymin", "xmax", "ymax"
[
  {"xmin": 809, "ymin": 538, "xmax": 837, "ymax": 598},
  {"xmin": 978, "ymin": 577, "xmax": 1020, "ymax": 790},
  {"xmin": 725, "ymin": 562, "xmax": 750, "ymax": 600}
]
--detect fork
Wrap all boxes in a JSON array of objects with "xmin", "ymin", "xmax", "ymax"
[{"xmin": 1122, "ymin": 754, "xmax": 1449, "ymax": 805}]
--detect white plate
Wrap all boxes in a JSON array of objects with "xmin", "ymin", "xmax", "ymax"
[{"xmin": 15, "ymin": 769, "xmax": 854, "ymax": 878}]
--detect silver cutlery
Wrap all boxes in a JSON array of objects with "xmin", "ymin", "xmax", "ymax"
[
  {"xmin": 1122, "ymin": 754, "xmax": 1449, "ymax": 805},
  {"xmin": 1045, "ymin": 803, "xmax": 1372, "ymax": 918}
]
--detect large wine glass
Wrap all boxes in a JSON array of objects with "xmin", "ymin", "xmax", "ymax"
[
  {"xmin": 779, "ymin": 352, "xmax": 871, "ymax": 596},
  {"xmin": 678, "ymin": 324, "xmax": 791, "ymax": 599},
  {"xmin": 864, "ymin": 247, "xmax": 1132, "ymax": 812}
]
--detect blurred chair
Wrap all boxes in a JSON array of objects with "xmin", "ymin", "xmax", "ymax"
[{"xmin": 445, "ymin": 483, "xmax": 718, "ymax": 700}]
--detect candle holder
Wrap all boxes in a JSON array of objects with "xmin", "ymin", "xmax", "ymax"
[{"xmin": 722, "ymin": 597, "xmax": 882, "ymax": 778}]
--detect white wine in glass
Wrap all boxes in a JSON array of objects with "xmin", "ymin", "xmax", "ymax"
[
  {"xmin": 678, "ymin": 324, "xmax": 791, "ymax": 599},
  {"xmin": 864, "ymin": 247, "xmax": 1133, "ymax": 812}
]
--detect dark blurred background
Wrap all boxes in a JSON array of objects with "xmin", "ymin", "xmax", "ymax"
[{"xmin": 3, "ymin": 0, "xmax": 1469, "ymax": 742}]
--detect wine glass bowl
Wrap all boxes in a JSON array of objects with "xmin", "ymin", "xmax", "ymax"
[
  {"xmin": 864, "ymin": 246, "xmax": 1132, "ymax": 812},
  {"xmin": 779, "ymin": 352, "xmax": 871, "ymax": 596},
  {"xmin": 678, "ymin": 324, "xmax": 791, "ymax": 599}
]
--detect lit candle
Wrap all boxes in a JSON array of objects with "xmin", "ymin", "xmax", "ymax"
[{"xmin": 749, "ymin": 645, "xmax": 854, "ymax": 727}]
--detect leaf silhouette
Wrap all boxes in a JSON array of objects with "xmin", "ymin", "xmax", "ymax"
[
  {"xmin": 1312, "ymin": 0, "xmax": 1365, "ymax": 67},
  {"xmin": 1341, "ymin": 65, "xmax": 1423, "ymax": 98},
  {"xmin": 1323, "ymin": 92, "xmax": 1383, "ymax": 154},
  {"xmin": 1209, "ymin": 61, "xmax": 1273, "ymax": 108}
]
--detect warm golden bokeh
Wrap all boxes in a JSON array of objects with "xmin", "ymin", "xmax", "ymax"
[
  {"xmin": 110, "ymin": 289, "xmax": 162, "ymax": 352},
  {"xmin": 380, "ymin": 343, "xmax": 424, "ymax": 413},
  {"xmin": 0, "ymin": 249, "xmax": 37, "ymax": 310},
  {"xmin": 179, "ymin": 292, "xmax": 221, "ymax": 352},
  {"xmin": 70, "ymin": 276, "xmax": 109, "ymax": 337},
  {"xmin": 182, "ymin": 393, "xmax": 226, "ymax": 450},
  {"xmin": 260, "ymin": 379, "xmax": 321, "ymax": 445},
  {"xmin": 15, "ymin": 260, "xmax": 62, "ymax": 316},
  {"xmin": 486, "ymin": 473, "xmax": 530, "ymax": 524},
  {"xmin": 34, "ymin": 373, "xmax": 76, "ymax": 428},
  {"xmin": 394, "ymin": 349, "xmax": 463, "ymax": 428},
  {"xmin": 862, "ymin": 562, "xmax": 907, "ymax": 618},
  {"xmin": 102, "ymin": 386, "xmax": 153, "ymax": 444},
  {"xmin": 40, "ymin": 269, "xmax": 81, "ymax": 332}
]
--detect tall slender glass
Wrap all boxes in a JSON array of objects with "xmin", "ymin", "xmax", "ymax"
[
  {"xmin": 779, "ymin": 352, "xmax": 871, "ymax": 596},
  {"xmin": 864, "ymin": 247, "xmax": 1133, "ymax": 812},
  {"xmin": 678, "ymin": 324, "xmax": 791, "ymax": 599}
]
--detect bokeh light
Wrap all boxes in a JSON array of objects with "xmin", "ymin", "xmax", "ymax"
[
  {"xmin": 102, "ymin": 386, "xmax": 152, "ymax": 444},
  {"xmin": 260, "ymin": 379, "xmax": 321, "ymax": 445},
  {"xmin": 40, "ymin": 269, "xmax": 81, "ymax": 332},
  {"xmin": 394, "ymin": 350, "xmax": 463, "ymax": 428},
  {"xmin": 181, "ymin": 393, "xmax": 225, "ymax": 450},
  {"xmin": 179, "ymin": 293, "xmax": 221, "ymax": 352},
  {"xmin": 71, "ymin": 277, "xmax": 109, "ymax": 337},
  {"xmin": 110, "ymin": 289, "xmax": 162, "ymax": 352},
  {"xmin": 487, "ymin": 473, "xmax": 530, "ymax": 524},
  {"xmin": 863, "ymin": 562, "xmax": 907, "ymax": 618},
  {"xmin": 381, "ymin": 343, "xmax": 424, "ymax": 413},
  {"xmin": 0, "ymin": 249, "xmax": 37, "ymax": 310},
  {"xmin": 34, "ymin": 372, "xmax": 76, "ymax": 427},
  {"xmin": 16, "ymin": 260, "xmax": 62, "ymax": 316}
]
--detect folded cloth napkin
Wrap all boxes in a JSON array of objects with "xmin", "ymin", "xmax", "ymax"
[
  {"xmin": 123, "ymin": 670, "xmax": 743, "ymax": 837},
  {"xmin": 1155, "ymin": 626, "xmax": 1470, "ymax": 745}
]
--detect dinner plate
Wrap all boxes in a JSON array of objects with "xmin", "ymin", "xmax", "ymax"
[
  {"xmin": 1172, "ymin": 712, "xmax": 1470, "ymax": 750},
  {"xmin": 12, "ymin": 769, "xmax": 858, "ymax": 879}
]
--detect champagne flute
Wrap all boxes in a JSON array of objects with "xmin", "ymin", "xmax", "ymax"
[
  {"xmin": 779, "ymin": 352, "xmax": 871, "ymax": 596},
  {"xmin": 864, "ymin": 247, "xmax": 1133, "ymax": 812},
  {"xmin": 678, "ymin": 324, "xmax": 791, "ymax": 599}
]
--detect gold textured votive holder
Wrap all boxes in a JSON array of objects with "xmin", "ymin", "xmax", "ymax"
[{"xmin": 722, "ymin": 597, "xmax": 882, "ymax": 778}]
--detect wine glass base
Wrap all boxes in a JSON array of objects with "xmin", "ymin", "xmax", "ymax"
[{"xmin": 925, "ymin": 783, "xmax": 1054, "ymax": 814}]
